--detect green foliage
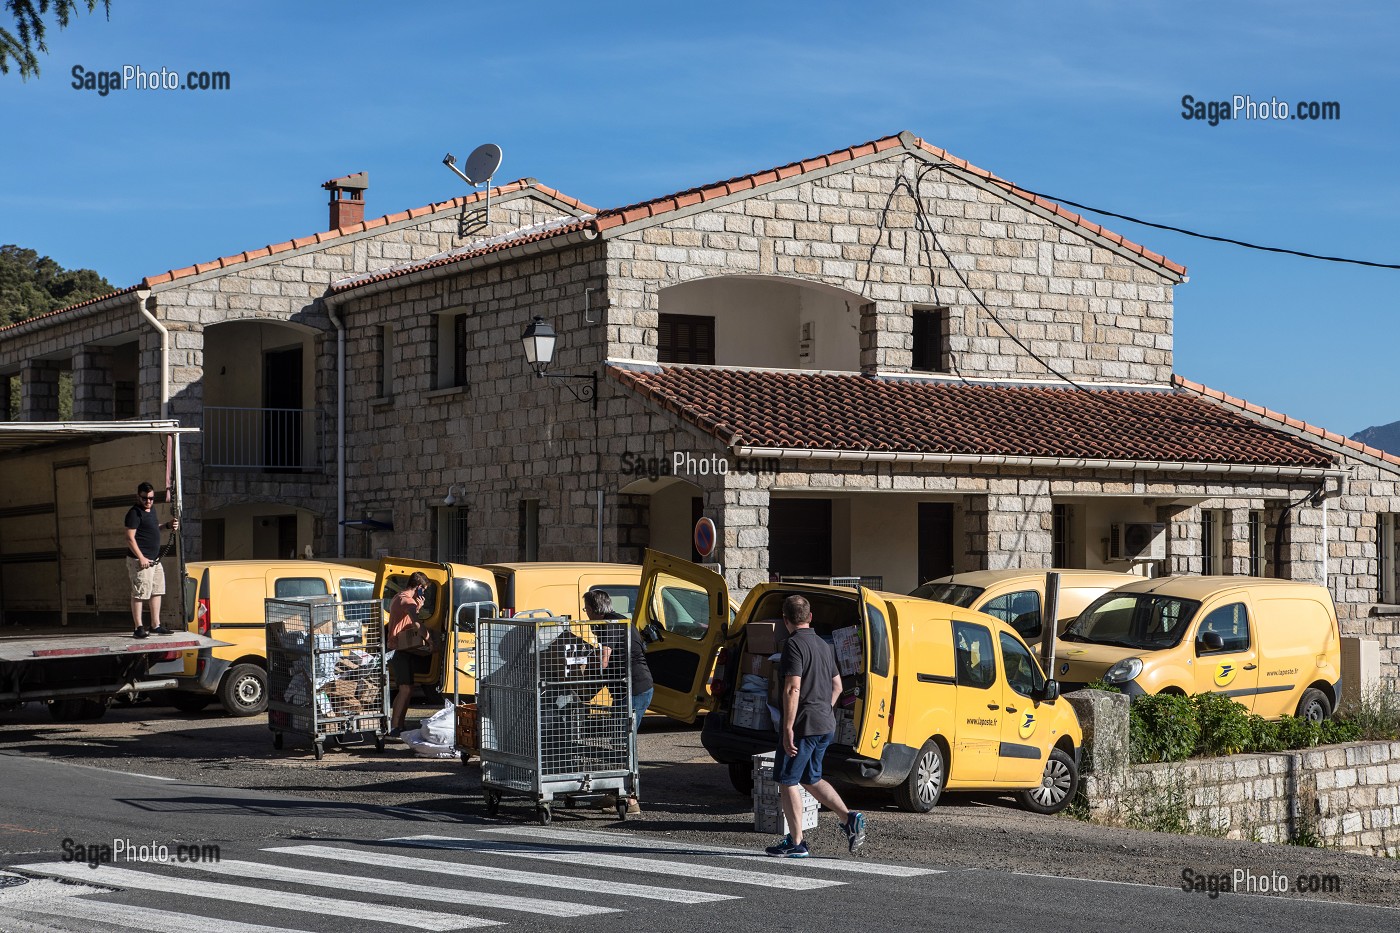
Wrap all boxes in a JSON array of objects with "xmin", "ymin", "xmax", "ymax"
[
  {"xmin": 1343, "ymin": 686, "xmax": 1400, "ymax": 741},
  {"xmin": 1, "ymin": 1, "xmax": 109, "ymax": 79},
  {"xmin": 1246, "ymin": 714, "xmax": 1283, "ymax": 753},
  {"xmin": 1275, "ymin": 715, "xmax": 1322, "ymax": 750},
  {"xmin": 0, "ymin": 244, "xmax": 115, "ymax": 326},
  {"xmin": 1083, "ymin": 679, "xmax": 1121, "ymax": 693},
  {"xmin": 1128, "ymin": 693, "xmax": 1199, "ymax": 762},
  {"xmin": 1191, "ymin": 693, "xmax": 1253, "ymax": 756},
  {"xmin": 1319, "ymin": 717, "xmax": 1362, "ymax": 744}
]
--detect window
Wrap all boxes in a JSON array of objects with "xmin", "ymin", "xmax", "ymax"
[
  {"xmin": 1381, "ymin": 514, "xmax": 1397, "ymax": 604},
  {"xmin": 339, "ymin": 578, "xmax": 374, "ymax": 602},
  {"xmin": 379, "ymin": 324, "xmax": 393, "ymax": 398},
  {"xmin": 519, "ymin": 499, "xmax": 539, "ymax": 561},
  {"xmin": 867, "ymin": 602, "xmax": 890, "ymax": 677},
  {"xmin": 953, "ymin": 621, "xmax": 996, "ymax": 689},
  {"xmin": 587, "ymin": 585, "xmax": 639, "ymax": 619},
  {"xmin": 911, "ymin": 307, "xmax": 948, "ymax": 372},
  {"xmin": 1247, "ymin": 511, "xmax": 1265, "ymax": 577},
  {"xmin": 658, "ymin": 313, "xmax": 715, "ymax": 364},
  {"xmin": 656, "ymin": 579, "xmax": 710, "ymax": 640},
  {"xmin": 452, "ymin": 577, "xmax": 497, "ymax": 631},
  {"xmin": 274, "ymin": 577, "xmax": 330, "ymax": 599},
  {"xmin": 1052, "ymin": 504, "xmax": 1073, "ymax": 568},
  {"xmin": 437, "ymin": 506, "xmax": 469, "ymax": 563},
  {"xmin": 1201, "ymin": 509, "xmax": 1225, "ymax": 575},
  {"xmin": 981, "ymin": 590, "xmax": 1042, "ymax": 640},
  {"xmin": 999, "ymin": 632, "xmax": 1046, "ymax": 698},
  {"xmin": 435, "ymin": 312, "xmax": 470, "ymax": 389},
  {"xmin": 1197, "ymin": 602, "xmax": 1250, "ymax": 653}
]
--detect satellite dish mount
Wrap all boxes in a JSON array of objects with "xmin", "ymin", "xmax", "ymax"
[{"xmin": 442, "ymin": 143, "xmax": 504, "ymax": 231}]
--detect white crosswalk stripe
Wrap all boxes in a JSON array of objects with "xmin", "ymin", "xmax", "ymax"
[
  {"xmin": 11, "ymin": 897, "xmax": 317, "ymax": 933},
  {"xmin": 185, "ymin": 857, "xmax": 618, "ymax": 917},
  {"xmin": 17, "ymin": 862, "xmax": 500, "ymax": 931},
  {"xmin": 390, "ymin": 834, "xmax": 845, "ymax": 891},
  {"xmin": 266, "ymin": 843, "xmax": 738, "ymax": 904},
  {"xmin": 481, "ymin": 826, "xmax": 942, "ymax": 877}
]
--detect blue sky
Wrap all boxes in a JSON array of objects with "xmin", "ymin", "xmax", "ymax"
[{"xmin": 2, "ymin": 1, "xmax": 1396, "ymax": 434}]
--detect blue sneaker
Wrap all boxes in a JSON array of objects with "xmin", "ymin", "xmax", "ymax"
[
  {"xmin": 765, "ymin": 835, "xmax": 809, "ymax": 858},
  {"xmin": 840, "ymin": 811, "xmax": 867, "ymax": 853}
]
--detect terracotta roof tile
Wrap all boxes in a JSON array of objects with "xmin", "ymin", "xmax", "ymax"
[
  {"xmin": 0, "ymin": 285, "xmax": 141, "ymax": 334},
  {"xmin": 1172, "ymin": 374, "xmax": 1400, "ymax": 470},
  {"xmin": 609, "ymin": 367, "xmax": 1332, "ymax": 468}
]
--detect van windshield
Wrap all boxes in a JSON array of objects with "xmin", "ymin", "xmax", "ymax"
[
  {"xmin": 909, "ymin": 581, "xmax": 984, "ymax": 608},
  {"xmin": 1063, "ymin": 593, "xmax": 1201, "ymax": 651}
]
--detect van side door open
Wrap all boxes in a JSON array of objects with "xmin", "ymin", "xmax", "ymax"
[
  {"xmin": 636, "ymin": 550, "xmax": 730, "ymax": 723},
  {"xmin": 853, "ymin": 589, "xmax": 894, "ymax": 760}
]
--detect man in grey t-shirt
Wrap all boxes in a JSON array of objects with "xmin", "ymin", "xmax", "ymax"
[{"xmin": 766, "ymin": 594, "xmax": 868, "ymax": 858}]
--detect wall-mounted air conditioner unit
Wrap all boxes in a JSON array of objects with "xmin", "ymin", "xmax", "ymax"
[{"xmin": 1108, "ymin": 522, "xmax": 1167, "ymax": 561}]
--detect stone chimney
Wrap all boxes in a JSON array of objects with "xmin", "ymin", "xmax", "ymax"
[{"xmin": 322, "ymin": 172, "xmax": 368, "ymax": 230}]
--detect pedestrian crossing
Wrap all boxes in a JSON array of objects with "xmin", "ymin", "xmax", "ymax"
[{"xmin": 1, "ymin": 828, "xmax": 942, "ymax": 933}]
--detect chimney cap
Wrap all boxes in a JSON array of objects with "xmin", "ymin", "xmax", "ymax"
[{"xmin": 322, "ymin": 171, "xmax": 368, "ymax": 191}]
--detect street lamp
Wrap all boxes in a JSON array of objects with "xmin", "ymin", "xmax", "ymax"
[{"xmin": 520, "ymin": 316, "xmax": 598, "ymax": 410}]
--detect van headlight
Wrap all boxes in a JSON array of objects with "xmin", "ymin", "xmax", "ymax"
[{"xmin": 1103, "ymin": 657, "xmax": 1142, "ymax": 684}]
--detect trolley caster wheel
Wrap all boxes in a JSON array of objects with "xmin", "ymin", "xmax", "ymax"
[
  {"xmin": 272, "ymin": 732, "xmax": 283, "ymax": 750},
  {"xmin": 374, "ymin": 736, "xmax": 385, "ymax": 751},
  {"xmin": 313, "ymin": 743, "xmax": 324, "ymax": 761},
  {"xmin": 615, "ymin": 802, "xmax": 628, "ymax": 821},
  {"xmin": 484, "ymin": 792, "xmax": 500, "ymax": 817},
  {"xmin": 536, "ymin": 806, "xmax": 552, "ymax": 826}
]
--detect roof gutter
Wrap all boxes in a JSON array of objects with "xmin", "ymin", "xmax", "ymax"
[
  {"xmin": 730, "ymin": 445, "xmax": 1351, "ymax": 480},
  {"xmin": 133, "ymin": 288, "xmax": 169, "ymax": 419}
]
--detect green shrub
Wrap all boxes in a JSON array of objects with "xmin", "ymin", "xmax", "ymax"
[
  {"xmin": 1319, "ymin": 717, "xmax": 1362, "ymax": 744},
  {"xmin": 1247, "ymin": 715, "xmax": 1283, "ymax": 753},
  {"xmin": 1275, "ymin": 715, "xmax": 1322, "ymax": 749},
  {"xmin": 1083, "ymin": 679, "xmax": 1121, "ymax": 694},
  {"xmin": 1192, "ymin": 693, "xmax": 1253, "ymax": 756},
  {"xmin": 1129, "ymin": 693, "xmax": 1199, "ymax": 762},
  {"xmin": 1341, "ymin": 686, "xmax": 1400, "ymax": 741}
]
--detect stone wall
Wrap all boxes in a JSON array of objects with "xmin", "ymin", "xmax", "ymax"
[{"xmin": 1072, "ymin": 689, "xmax": 1400, "ymax": 856}]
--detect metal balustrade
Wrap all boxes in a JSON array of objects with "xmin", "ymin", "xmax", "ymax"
[{"xmin": 202, "ymin": 407, "xmax": 322, "ymax": 471}]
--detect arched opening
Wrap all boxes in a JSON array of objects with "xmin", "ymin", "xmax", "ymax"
[
  {"xmin": 658, "ymin": 275, "xmax": 863, "ymax": 370},
  {"xmin": 203, "ymin": 320, "xmax": 319, "ymax": 471},
  {"xmin": 618, "ymin": 476, "xmax": 707, "ymax": 561}
]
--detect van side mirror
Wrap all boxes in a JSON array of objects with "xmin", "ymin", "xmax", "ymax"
[
  {"xmin": 1197, "ymin": 631, "xmax": 1224, "ymax": 653},
  {"xmin": 1035, "ymin": 680, "xmax": 1060, "ymax": 703}
]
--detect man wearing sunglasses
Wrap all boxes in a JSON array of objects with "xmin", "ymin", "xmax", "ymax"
[{"xmin": 123, "ymin": 482, "xmax": 179, "ymax": 638}]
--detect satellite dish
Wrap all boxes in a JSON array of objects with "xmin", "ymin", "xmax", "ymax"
[{"xmin": 462, "ymin": 143, "xmax": 503, "ymax": 185}]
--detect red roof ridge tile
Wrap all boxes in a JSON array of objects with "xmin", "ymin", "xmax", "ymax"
[{"xmin": 1172, "ymin": 374, "xmax": 1400, "ymax": 469}]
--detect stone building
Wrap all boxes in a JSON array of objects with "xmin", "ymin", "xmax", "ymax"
[{"xmin": 4, "ymin": 131, "xmax": 1398, "ymax": 681}]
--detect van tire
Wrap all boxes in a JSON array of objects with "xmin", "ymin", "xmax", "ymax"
[
  {"xmin": 220, "ymin": 664, "xmax": 268, "ymax": 716},
  {"xmin": 1017, "ymin": 747, "xmax": 1078, "ymax": 815},
  {"xmin": 894, "ymin": 741, "xmax": 946, "ymax": 813},
  {"xmin": 1296, "ymin": 688, "xmax": 1331, "ymax": 723},
  {"xmin": 728, "ymin": 761, "xmax": 755, "ymax": 796}
]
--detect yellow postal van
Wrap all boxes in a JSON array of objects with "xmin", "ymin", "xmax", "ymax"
[
  {"xmin": 173, "ymin": 560, "xmax": 378, "ymax": 715},
  {"xmin": 1056, "ymin": 576, "xmax": 1342, "ymax": 721},
  {"xmin": 639, "ymin": 552, "xmax": 1083, "ymax": 814},
  {"xmin": 483, "ymin": 562, "xmax": 642, "ymax": 620},
  {"xmin": 912, "ymin": 569, "xmax": 1137, "ymax": 647}
]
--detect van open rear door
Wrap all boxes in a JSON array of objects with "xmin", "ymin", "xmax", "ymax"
[
  {"xmin": 375, "ymin": 558, "xmax": 452, "ymax": 689},
  {"xmin": 636, "ymin": 550, "xmax": 729, "ymax": 723},
  {"xmin": 855, "ymin": 588, "xmax": 895, "ymax": 760}
]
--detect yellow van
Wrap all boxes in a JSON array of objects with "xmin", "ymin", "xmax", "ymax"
[
  {"xmin": 372, "ymin": 558, "xmax": 500, "ymax": 698},
  {"xmin": 173, "ymin": 560, "xmax": 378, "ymax": 716},
  {"xmin": 639, "ymin": 551, "xmax": 1083, "ymax": 814},
  {"xmin": 483, "ymin": 562, "xmax": 642, "ymax": 620},
  {"xmin": 1056, "ymin": 576, "xmax": 1342, "ymax": 721},
  {"xmin": 911, "ymin": 569, "xmax": 1137, "ymax": 647}
]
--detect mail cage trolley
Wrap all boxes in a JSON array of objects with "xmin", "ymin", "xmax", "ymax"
[
  {"xmin": 265, "ymin": 596, "xmax": 389, "ymax": 760},
  {"xmin": 476, "ymin": 613, "xmax": 637, "ymax": 822}
]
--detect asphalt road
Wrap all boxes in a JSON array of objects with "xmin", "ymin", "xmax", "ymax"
[{"xmin": 0, "ymin": 699, "xmax": 1397, "ymax": 931}]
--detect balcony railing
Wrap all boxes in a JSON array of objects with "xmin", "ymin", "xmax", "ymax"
[{"xmin": 203, "ymin": 407, "xmax": 322, "ymax": 471}]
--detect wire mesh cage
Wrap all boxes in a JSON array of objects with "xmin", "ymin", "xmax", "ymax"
[
  {"xmin": 476, "ymin": 614, "xmax": 637, "ymax": 822},
  {"xmin": 265, "ymin": 596, "xmax": 389, "ymax": 760}
]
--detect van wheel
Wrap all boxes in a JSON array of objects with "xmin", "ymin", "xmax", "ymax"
[
  {"xmin": 1018, "ymin": 748, "xmax": 1078, "ymax": 815},
  {"xmin": 894, "ymin": 741, "xmax": 946, "ymax": 813},
  {"xmin": 220, "ymin": 664, "xmax": 268, "ymax": 716},
  {"xmin": 1296, "ymin": 688, "xmax": 1331, "ymax": 723},
  {"xmin": 728, "ymin": 761, "xmax": 754, "ymax": 796}
]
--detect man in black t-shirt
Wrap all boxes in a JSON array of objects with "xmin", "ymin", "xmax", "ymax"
[
  {"xmin": 765, "ymin": 594, "xmax": 868, "ymax": 858},
  {"xmin": 123, "ymin": 482, "xmax": 178, "ymax": 638}
]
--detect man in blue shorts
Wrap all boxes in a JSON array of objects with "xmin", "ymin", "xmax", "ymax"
[{"xmin": 766, "ymin": 594, "xmax": 868, "ymax": 858}]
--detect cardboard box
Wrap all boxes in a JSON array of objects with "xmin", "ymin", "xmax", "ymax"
[
  {"xmin": 739, "ymin": 651, "xmax": 776, "ymax": 678},
  {"xmin": 832, "ymin": 625, "xmax": 863, "ymax": 676},
  {"xmin": 746, "ymin": 620, "xmax": 781, "ymax": 655}
]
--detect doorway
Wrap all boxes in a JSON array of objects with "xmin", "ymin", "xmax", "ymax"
[{"xmin": 262, "ymin": 346, "xmax": 303, "ymax": 471}]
